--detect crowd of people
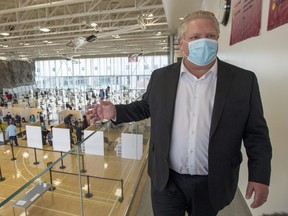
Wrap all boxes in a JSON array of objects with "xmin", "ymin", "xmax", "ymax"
[{"xmin": 62, "ymin": 114, "xmax": 90, "ymax": 146}]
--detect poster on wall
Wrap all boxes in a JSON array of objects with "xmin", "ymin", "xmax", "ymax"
[
  {"xmin": 267, "ymin": 0, "xmax": 288, "ymax": 31},
  {"xmin": 230, "ymin": 0, "xmax": 262, "ymax": 45}
]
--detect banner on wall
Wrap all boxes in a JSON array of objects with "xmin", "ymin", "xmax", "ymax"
[
  {"xmin": 267, "ymin": 0, "xmax": 288, "ymax": 31},
  {"xmin": 230, "ymin": 0, "xmax": 262, "ymax": 45}
]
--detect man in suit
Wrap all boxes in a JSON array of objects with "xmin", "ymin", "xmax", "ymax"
[{"xmin": 86, "ymin": 10, "xmax": 272, "ymax": 216}]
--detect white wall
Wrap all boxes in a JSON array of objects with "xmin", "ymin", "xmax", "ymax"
[{"xmin": 204, "ymin": 1, "xmax": 288, "ymax": 215}]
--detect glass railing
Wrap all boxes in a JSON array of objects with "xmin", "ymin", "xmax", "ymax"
[{"xmin": 0, "ymin": 118, "xmax": 150, "ymax": 216}]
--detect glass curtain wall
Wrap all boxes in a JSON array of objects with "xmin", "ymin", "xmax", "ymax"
[{"xmin": 35, "ymin": 55, "xmax": 168, "ymax": 94}]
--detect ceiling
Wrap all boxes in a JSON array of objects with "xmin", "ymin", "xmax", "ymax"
[{"xmin": 0, "ymin": 0, "xmax": 203, "ymax": 61}]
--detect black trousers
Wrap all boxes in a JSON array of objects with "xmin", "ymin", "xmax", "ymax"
[{"xmin": 151, "ymin": 169, "xmax": 218, "ymax": 216}]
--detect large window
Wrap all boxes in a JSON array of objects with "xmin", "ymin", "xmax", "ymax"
[{"xmin": 35, "ymin": 55, "xmax": 168, "ymax": 92}]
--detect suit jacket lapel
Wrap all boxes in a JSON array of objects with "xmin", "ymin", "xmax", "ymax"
[
  {"xmin": 165, "ymin": 62, "xmax": 181, "ymax": 133},
  {"xmin": 209, "ymin": 59, "xmax": 234, "ymax": 139}
]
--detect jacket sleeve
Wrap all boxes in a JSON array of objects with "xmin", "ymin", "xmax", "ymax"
[
  {"xmin": 243, "ymin": 73, "xmax": 272, "ymax": 185},
  {"xmin": 113, "ymin": 72, "xmax": 154, "ymax": 124}
]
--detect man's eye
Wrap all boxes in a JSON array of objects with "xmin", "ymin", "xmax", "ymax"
[
  {"xmin": 208, "ymin": 34, "xmax": 217, "ymax": 39},
  {"xmin": 190, "ymin": 36, "xmax": 199, "ymax": 40}
]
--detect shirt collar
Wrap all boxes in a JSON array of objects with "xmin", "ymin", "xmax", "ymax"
[{"xmin": 180, "ymin": 59, "xmax": 218, "ymax": 79}]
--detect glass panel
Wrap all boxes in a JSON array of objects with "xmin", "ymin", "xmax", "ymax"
[{"xmin": 1, "ymin": 116, "xmax": 151, "ymax": 216}]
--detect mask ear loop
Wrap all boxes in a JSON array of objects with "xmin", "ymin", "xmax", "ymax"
[
  {"xmin": 180, "ymin": 40, "xmax": 189, "ymax": 59},
  {"xmin": 182, "ymin": 51, "xmax": 188, "ymax": 58}
]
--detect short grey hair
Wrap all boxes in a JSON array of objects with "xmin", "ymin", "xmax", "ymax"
[{"xmin": 178, "ymin": 10, "xmax": 220, "ymax": 40}]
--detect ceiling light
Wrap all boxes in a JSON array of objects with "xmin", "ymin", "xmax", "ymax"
[
  {"xmin": 113, "ymin": 34, "xmax": 120, "ymax": 39},
  {"xmin": 90, "ymin": 22, "xmax": 97, "ymax": 27},
  {"xmin": 39, "ymin": 27, "xmax": 50, "ymax": 32},
  {"xmin": 156, "ymin": 31, "xmax": 162, "ymax": 36},
  {"xmin": 1, "ymin": 32, "xmax": 10, "ymax": 36},
  {"xmin": 179, "ymin": 17, "xmax": 184, "ymax": 20},
  {"xmin": 144, "ymin": 13, "xmax": 153, "ymax": 20}
]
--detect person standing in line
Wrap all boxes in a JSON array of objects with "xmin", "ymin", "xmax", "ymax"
[
  {"xmin": 82, "ymin": 115, "xmax": 89, "ymax": 129},
  {"xmin": 64, "ymin": 114, "xmax": 73, "ymax": 128},
  {"xmin": 75, "ymin": 123, "xmax": 83, "ymax": 143},
  {"xmin": 47, "ymin": 126, "xmax": 54, "ymax": 146},
  {"xmin": 86, "ymin": 10, "xmax": 272, "ymax": 216},
  {"xmin": 39, "ymin": 112, "xmax": 44, "ymax": 123},
  {"xmin": 105, "ymin": 86, "xmax": 110, "ymax": 99},
  {"xmin": 6, "ymin": 120, "xmax": 19, "ymax": 146}
]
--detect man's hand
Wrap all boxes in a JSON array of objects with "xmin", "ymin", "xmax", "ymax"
[
  {"xmin": 245, "ymin": 181, "xmax": 269, "ymax": 208},
  {"xmin": 85, "ymin": 101, "xmax": 116, "ymax": 123}
]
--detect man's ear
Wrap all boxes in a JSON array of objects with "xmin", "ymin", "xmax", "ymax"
[{"xmin": 178, "ymin": 38, "xmax": 184, "ymax": 51}]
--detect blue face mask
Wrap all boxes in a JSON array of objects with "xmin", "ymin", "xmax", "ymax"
[{"xmin": 184, "ymin": 38, "xmax": 218, "ymax": 66}]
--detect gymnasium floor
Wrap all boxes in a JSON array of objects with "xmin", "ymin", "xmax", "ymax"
[{"xmin": 0, "ymin": 122, "xmax": 150, "ymax": 216}]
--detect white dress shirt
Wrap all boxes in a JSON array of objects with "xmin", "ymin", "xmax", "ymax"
[{"xmin": 169, "ymin": 60, "xmax": 217, "ymax": 175}]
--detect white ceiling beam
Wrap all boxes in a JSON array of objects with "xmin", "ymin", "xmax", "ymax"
[
  {"xmin": 0, "ymin": 4, "xmax": 163, "ymax": 27},
  {"xmin": 0, "ymin": 0, "xmax": 94, "ymax": 15}
]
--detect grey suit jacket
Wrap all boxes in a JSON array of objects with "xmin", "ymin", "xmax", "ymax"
[{"xmin": 115, "ymin": 59, "xmax": 272, "ymax": 211}]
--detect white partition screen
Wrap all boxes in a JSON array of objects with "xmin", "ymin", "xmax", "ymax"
[
  {"xmin": 83, "ymin": 130, "xmax": 104, "ymax": 156},
  {"xmin": 53, "ymin": 128, "xmax": 71, "ymax": 152},
  {"xmin": 121, "ymin": 133, "xmax": 143, "ymax": 160},
  {"xmin": 26, "ymin": 125, "xmax": 43, "ymax": 149}
]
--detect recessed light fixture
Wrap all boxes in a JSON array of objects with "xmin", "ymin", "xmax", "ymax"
[
  {"xmin": 156, "ymin": 31, "xmax": 162, "ymax": 36},
  {"xmin": 0, "ymin": 32, "xmax": 10, "ymax": 36},
  {"xmin": 39, "ymin": 27, "xmax": 50, "ymax": 32},
  {"xmin": 179, "ymin": 17, "xmax": 184, "ymax": 20}
]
